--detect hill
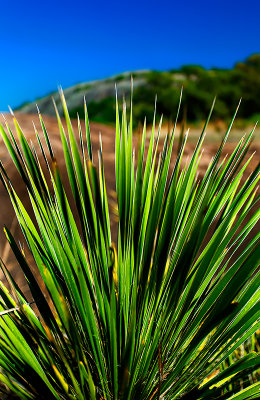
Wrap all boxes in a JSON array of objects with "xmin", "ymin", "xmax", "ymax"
[{"xmin": 17, "ymin": 54, "xmax": 260, "ymax": 126}]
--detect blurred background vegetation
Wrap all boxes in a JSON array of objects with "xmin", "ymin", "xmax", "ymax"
[
  {"xmin": 17, "ymin": 53, "xmax": 260, "ymax": 130},
  {"xmin": 117, "ymin": 53, "xmax": 260, "ymax": 126}
]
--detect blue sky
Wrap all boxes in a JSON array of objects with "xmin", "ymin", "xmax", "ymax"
[{"xmin": 0, "ymin": 0, "xmax": 259, "ymax": 111}]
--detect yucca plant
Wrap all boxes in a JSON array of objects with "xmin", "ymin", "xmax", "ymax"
[{"xmin": 0, "ymin": 89, "xmax": 259, "ymax": 400}]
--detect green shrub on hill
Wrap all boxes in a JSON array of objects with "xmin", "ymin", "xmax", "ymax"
[{"xmin": 83, "ymin": 54, "xmax": 260, "ymax": 126}]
